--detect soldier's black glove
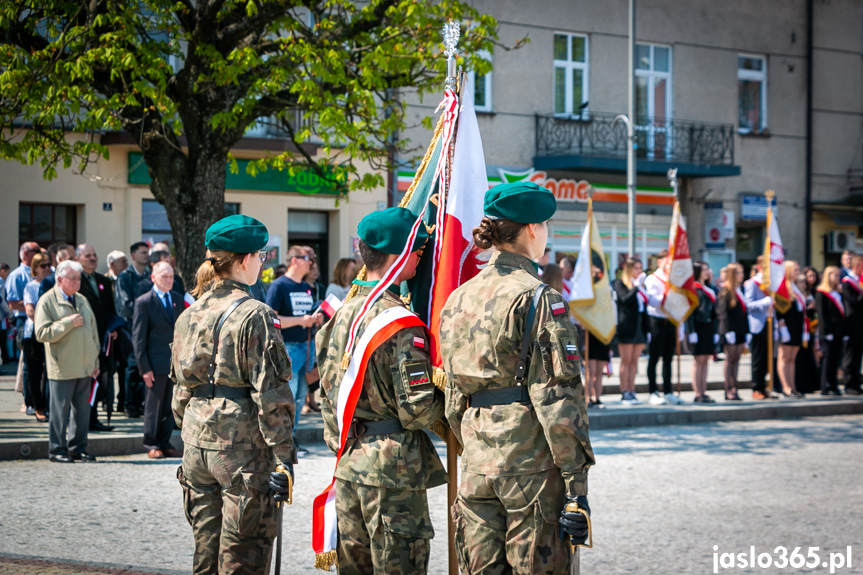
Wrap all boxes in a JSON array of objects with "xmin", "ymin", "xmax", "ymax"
[
  {"xmin": 269, "ymin": 462, "xmax": 294, "ymax": 503},
  {"xmin": 559, "ymin": 495, "xmax": 591, "ymax": 545}
]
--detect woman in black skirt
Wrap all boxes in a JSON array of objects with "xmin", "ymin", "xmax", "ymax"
[
  {"xmin": 613, "ymin": 259, "xmax": 648, "ymax": 405},
  {"xmin": 685, "ymin": 262, "xmax": 717, "ymax": 403},
  {"xmin": 796, "ymin": 267, "xmax": 821, "ymax": 393},
  {"xmin": 776, "ymin": 260, "xmax": 806, "ymax": 397},
  {"xmin": 816, "ymin": 266, "xmax": 846, "ymax": 395},
  {"xmin": 716, "ymin": 263, "xmax": 749, "ymax": 400}
]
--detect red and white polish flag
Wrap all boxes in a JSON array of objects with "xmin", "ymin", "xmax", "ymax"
[{"xmin": 319, "ymin": 294, "xmax": 343, "ymax": 319}]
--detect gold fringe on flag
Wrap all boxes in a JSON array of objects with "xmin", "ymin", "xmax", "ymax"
[
  {"xmin": 432, "ymin": 366, "xmax": 447, "ymax": 392},
  {"xmin": 314, "ymin": 550, "xmax": 338, "ymax": 571},
  {"xmin": 340, "ymin": 353, "xmax": 351, "ymax": 371}
]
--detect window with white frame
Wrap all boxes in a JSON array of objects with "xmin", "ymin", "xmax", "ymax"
[
  {"xmin": 553, "ymin": 33, "xmax": 588, "ymax": 116},
  {"xmin": 635, "ymin": 43, "xmax": 672, "ymax": 159},
  {"xmin": 738, "ymin": 55, "xmax": 767, "ymax": 133},
  {"xmin": 468, "ymin": 50, "xmax": 493, "ymax": 112}
]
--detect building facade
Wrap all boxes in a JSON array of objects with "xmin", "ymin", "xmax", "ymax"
[
  {"xmin": 2, "ymin": 136, "xmax": 385, "ymax": 283},
  {"xmin": 397, "ymin": 0, "xmax": 863, "ymax": 273}
]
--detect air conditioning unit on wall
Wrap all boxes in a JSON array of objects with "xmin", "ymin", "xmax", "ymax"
[{"xmin": 826, "ymin": 230, "xmax": 857, "ymax": 253}]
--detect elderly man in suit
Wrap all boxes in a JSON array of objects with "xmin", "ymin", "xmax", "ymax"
[
  {"xmin": 133, "ymin": 261, "xmax": 183, "ymax": 459},
  {"xmin": 35, "ymin": 260, "xmax": 101, "ymax": 463},
  {"xmin": 77, "ymin": 243, "xmax": 118, "ymax": 432}
]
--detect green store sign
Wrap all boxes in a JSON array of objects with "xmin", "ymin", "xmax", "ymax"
[{"xmin": 127, "ymin": 152, "xmax": 341, "ymax": 196}]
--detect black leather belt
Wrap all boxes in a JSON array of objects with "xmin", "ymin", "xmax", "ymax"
[
  {"xmin": 347, "ymin": 419, "xmax": 404, "ymax": 439},
  {"xmin": 469, "ymin": 385, "xmax": 531, "ymax": 408},
  {"xmin": 192, "ymin": 385, "xmax": 252, "ymax": 399}
]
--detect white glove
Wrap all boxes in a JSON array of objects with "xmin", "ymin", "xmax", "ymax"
[
  {"xmin": 802, "ymin": 331, "xmax": 810, "ymax": 343},
  {"xmin": 688, "ymin": 332, "xmax": 698, "ymax": 344},
  {"xmin": 825, "ymin": 334, "xmax": 834, "ymax": 341},
  {"xmin": 779, "ymin": 326, "xmax": 790, "ymax": 344},
  {"xmin": 745, "ymin": 333, "xmax": 753, "ymax": 344},
  {"xmin": 843, "ymin": 335, "xmax": 850, "ymax": 342},
  {"xmin": 634, "ymin": 272, "xmax": 646, "ymax": 287},
  {"xmin": 647, "ymin": 332, "xmax": 652, "ymax": 344},
  {"xmin": 713, "ymin": 333, "xmax": 720, "ymax": 345},
  {"xmin": 725, "ymin": 332, "xmax": 736, "ymax": 345}
]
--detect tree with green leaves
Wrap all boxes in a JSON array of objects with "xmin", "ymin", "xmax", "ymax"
[{"xmin": 0, "ymin": 0, "xmax": 495, "ymax": 281}]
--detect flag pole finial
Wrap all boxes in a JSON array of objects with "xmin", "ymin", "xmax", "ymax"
[
  {"xmin": 666, "ymin": 168, "xmax": 679, "ymax": 198},
  {"xmin": 442, "ymin": 20, "xmax": 460, "ymax": 90},
  {"xmin": 765, "ymin": 189, "xmax": 775, "ymax": 200}
]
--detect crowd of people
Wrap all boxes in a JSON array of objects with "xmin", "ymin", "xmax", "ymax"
[
  {"xmin": 0, "ymin": 238, "xmax": 362, "ymax": 462},
  {"xmin": 2, "ymin": 235, "xmax": 861, "ymax": 459},
  {"xmin": 542, "ymin": 248, "xmax": 863, "ymax": 407}
]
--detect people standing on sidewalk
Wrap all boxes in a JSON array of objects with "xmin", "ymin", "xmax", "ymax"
[
  {"xmin": 133, "ymin": 261, "xmax": 183, "ymax": 459},
  {"xmin": 265, "ymin": 245, "xmax": 323, "ymax": 456},
  {"xmin": 717, "ymin": 263, "xmax": 748, "ymax": 401},
  {"xmin": 76, "ymin": 244, "xmax": 117, "ymax": 432},
  {"xmin": 22, "ymin": 253, "xmax": 51, "ymax": 421},
  {"xmin": 797, "ymin": 267, "xmax": 822, "ymax": 394},
  {"xmin": 644, "ymin": 249, "xmax": 683, "ymax": 405},
  {"xmin": 775, "ymin": 261, "xmax": 806, "ymax": 398},
  {"xmin": 0, "ymin": 263, "xmax": 12, "ymax": 364},
  {"xmin": 613, "ymin": 258, "xmax": 648, "ymax": 405},
  {"xmin": 7, "ymin": 242, "xmax": 41, "ymax": 413},
  {"xmin": 686, "ymin": 261, "xmax": 718, "ymax": 403},
  {"xmin": 34, "ymin": 260, "xmax": 100, "ymax": 463},
  {"xmin": 744, "ymin": 257, "xmax": 777, "ymax": 400},
  {"xmin": 816, "ymin": 266, "xmax": 847, "ymax": 396},
  {"xmin": 116, "ymin": 241, "xmax": 151, "ymax": 417},
  {"xmin": 171, "ymin": 215, "xmax": 296, "ymax": 575},
  {"xmin": 839, "ymin": 255, "xmax": 863, "ymax": 395}
]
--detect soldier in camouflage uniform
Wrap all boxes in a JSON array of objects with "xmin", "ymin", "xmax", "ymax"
[
  {"xmin": 440, "ymin": 182, "xmax": 596, "ymax": 575},
  {"xmin": 316, "ymin": 207, "xmax": 447, "ymax": 574},
  {"xmin": 171, "ymin": 215, "xmax": 297, "ymax": 575}
]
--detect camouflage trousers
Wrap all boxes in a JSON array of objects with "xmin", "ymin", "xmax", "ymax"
[
  {"xmin": 177, "ymin": 446, "xmax": 277, "ymax": 575},
  {"xmin": 451, "ymin": 469, "xmax": 571, "ymax": 575},
  {"xmin": 335, "ymin": 478, "xmax": 434, "ymax": 575}
]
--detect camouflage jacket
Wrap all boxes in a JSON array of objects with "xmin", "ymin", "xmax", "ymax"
[
  {"xmin": 316, "ymin": 285, "xmax": 447, "ymax": 490},
  {"xmin": 171, "ymin": 279, "xmax": 296, "ymax": 465},
  {"xmin": 440, "ymin": 250, "xmax": 595, "ymax": 496}
]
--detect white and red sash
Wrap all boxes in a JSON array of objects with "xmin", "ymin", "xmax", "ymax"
[
  {"xmin": 790, "ymin": 282, "xmax": 806, "ymax": 313},
  {"xmin": 842, "ymin": 275, "xmax": 863, "ymax": 294},
  {"xmin": 312, "ymin": 306, "xmax": 423, "ymax": 569},
  {"xmin": 818, "ymin": 287, "xmax": 846, "ymax": 317},
  {"xmin": 693, "ymin": 282, "xmax": 716, "ymax": 303},
  {"xmin": 735, "ymin": 287, "xmax": 748, "ymax": 312}
]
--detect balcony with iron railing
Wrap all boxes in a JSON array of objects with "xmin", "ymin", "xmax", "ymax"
[{"xmin": 534, "ymin": 112, "xmax": 740, "ymax": 177}]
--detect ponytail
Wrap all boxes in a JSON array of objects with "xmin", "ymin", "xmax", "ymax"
[{"xmin": 190, "ymin": 250, "xmax": 247, "ymax": 298}]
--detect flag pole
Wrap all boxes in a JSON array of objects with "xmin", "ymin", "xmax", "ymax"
[
  {"xmin": 765, "ymin": 189, "xmax": 776, "ymax": 397},
  {"xmin": 440, "ymin": 21, "xmax": 460, "ymax": 575},
  {"xmin": 667, "ymin": 168, "xmax": 682, "ymax": 398}
]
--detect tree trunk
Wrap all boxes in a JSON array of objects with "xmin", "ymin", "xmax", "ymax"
[{"xmin": 145, "ymin": 142, "xmax": 229, "ymax": 290}]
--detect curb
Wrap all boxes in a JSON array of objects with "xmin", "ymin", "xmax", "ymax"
[{"xmin": 3, "ymin": 398, "xmax": 862, "ymax": 461}]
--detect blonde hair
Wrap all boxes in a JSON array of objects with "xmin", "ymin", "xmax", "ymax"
[
  {"xmin": 784, "ymin": 260, "xmax": 799, "ymax": 293},
  {"xmin": 191, "ymin": 250, "xmax": 248, "ymax": 298},
  {"xmin": 29, "ymin": 253, "xmax": 47, "ymax": 278},
  {"xmin": 720, "ymin": 263, "xmax": 743, "ymax": 308},
  {"xmin": 818, "ymin": 265, "xmax": 840, "ymax": 292},
  {"xmin": 619, "ymin": 258, "xmax": 641, "ymax": 289}
]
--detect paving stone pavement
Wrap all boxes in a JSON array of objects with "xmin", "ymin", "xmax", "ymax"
[{"xmin": 2, "ymin": 415, "xmax": 863, "ymax": 574}]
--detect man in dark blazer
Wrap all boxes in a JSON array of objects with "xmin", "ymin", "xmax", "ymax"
[
  {"xmin": 77, "ymin": 244, "xmax": 117, "ymax": 432},
  {"xmin": 132, "ymin": 261, "xmax": 183, "ymax": 459}
]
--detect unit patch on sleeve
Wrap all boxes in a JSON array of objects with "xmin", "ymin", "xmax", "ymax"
[
  {"xmin": 413, "ymin": 336, "xmax": 426, "ymax": 349},
  {"xmin": 565, "ymin": 343, "xmax": 580, "ymax": 361}
]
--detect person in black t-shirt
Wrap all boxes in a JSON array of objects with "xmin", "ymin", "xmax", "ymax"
[{"xmin": 265, "ymin": 245, "xmax": 323, "ymax": 454}]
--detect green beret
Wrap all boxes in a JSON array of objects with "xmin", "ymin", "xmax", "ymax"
[
  {"xmin": 484, "ymin": 181, "xmax": 557, "ymax": 223},
  {"xmin": 205, "ymin": 214, "xmax": 269, "ymax": 253},
  {"xmin": 357, "ymin": 207, "xmax": 428, "ymax": 255}
]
